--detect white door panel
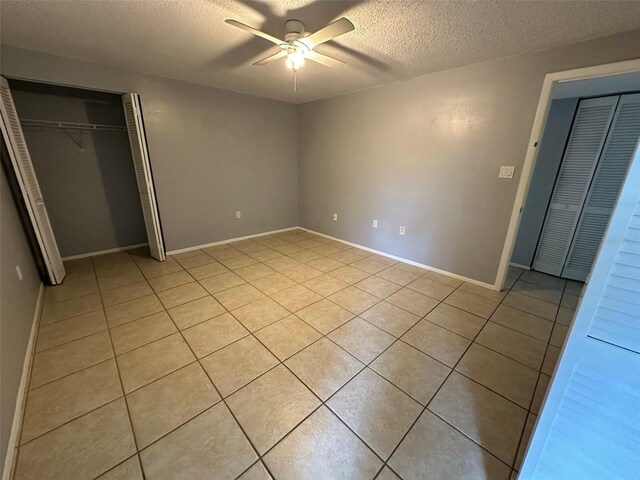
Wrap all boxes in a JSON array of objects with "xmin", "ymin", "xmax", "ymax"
[
  {"xmin": 533, "ymin": 96, "xmax": 619, "ymax": 276},
  {"xmin": 0, "ymin": 76, "xmax": 65, "ymax": 284},
  {"xmin": 563, "ymin": 93, "xmax": 640, "ymax": 281},
  {"xmin": 122, "ymin": 93, "xmax": 165, "ymax": 261}
]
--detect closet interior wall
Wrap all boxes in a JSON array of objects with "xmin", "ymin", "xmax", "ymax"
[
  {"xmin": 9, "ymin": 80, "xmax": 146, "ymax": 258},
  {"xmin": 511, "ymin": 97, "xmax": 579, "ymax": 268}
]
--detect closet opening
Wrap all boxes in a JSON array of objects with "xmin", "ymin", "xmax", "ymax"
[
  {"xmin": 509, "ymin": 71, "xmax": 640, "ymax": 285},
  {"xmin": 0, "ymin": 77, "xmax": 165, "ymax": 285}
]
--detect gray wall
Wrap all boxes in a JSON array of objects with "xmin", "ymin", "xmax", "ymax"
[
  {"xmin": 511, "ymin": 97, "xmax": 578, "ymax": 268},
  {"xmin": 298, "ymin": 29, "xmax": 640, "ymax": 285},
  {"xmin": 1, "ymin": 45, "xmax": 299, "ymax": 252},
  {"xmin": 0, "ymin": 164, "xmax": 42, "ymax": 471},
  {"xmin": 10, "ymin": 81, "xmax": 147, "ymax": 257}
]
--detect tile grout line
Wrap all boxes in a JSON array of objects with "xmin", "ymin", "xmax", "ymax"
[
  {"xmin": 56, "ymin": 236, "xmax": 452, "ymax": 339},
  {"xmin": 33, "ymin": 247, "xmax": 425, "ymax": 404},
  {"xmin": 182, "ymin": 236, "xmax": 422, "ymax": 475},
  {"xmin": 374, "ymin": 279, "xmax": 509, "ymax": 478},
  {"xmin": 40, "ymin": 262, "xmax": 551, "ymax": 383},
  {"xmin": 429, "ymin": 271, "xmax": 524, "ymax": 435},
  {"xmin": 17, "ymin": 258, "xmax": 150, "ymax": 475},
  {"xmin": 509, "ymin": 273, "xmax": 570, "ymax": 476},
  {"xmin": 29, "ymin": 235, "xmax": 463, "ymax": 456},
  {"xmin": 211, "ymin": 246, "xmax": 398, "ymax": 469},
  {"xmin": 241, "ymin": 315, "xmax": 407, "ymax": 476},
  {"xmin": 37, "ymin": 304, "xmax": 103, "ymax": 328},
  {"xmin": 233, "ymin": 267, "xmax": 511, "ymax": 477},
  {"xmin": 151, "ymin": 240, "xmax": 507, "ymax": 475},
  {"xmin": 125, "ymin": 255, "xmax": 286, "ymax": 480},
  {"xmin": 89, "ymin": 255, "xmax": 148, "ymax": 480},
  {"xmin": 414, "ymin": 268, "xmax": 557, "ymax": 475},
  {"xmin": 22, "ymin": 269, "xmax": 449, "ymax": 461},
  {"xmin": 115, "ymin": 249, "xmax": 282, "ymax": 477},
  {"xmin": 26, "ymin": 232, "xmax": 567, "ymax": 480},
  {"xmin": 30, "ymin": 234, "xmax": 384, "ymax": 446},
  {"xmin": 15, "ymin": 273, "xmax": 124, "ymax": 450},
  {"xmin": 383, "ymin": 269, "xmax": 536, "ymax": 476},
  {"xmin": 25, "ymin": 356, "xmax": 115, "ymax": 396}
]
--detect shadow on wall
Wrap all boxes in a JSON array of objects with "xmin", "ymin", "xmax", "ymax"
[{"xmin": 84, "ymin": 98, "xmax": 147, "ymax": 250}]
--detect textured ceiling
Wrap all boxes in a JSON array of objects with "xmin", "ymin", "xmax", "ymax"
[{"xmin": 2, "ymin": 0, "xmax": 640, "ymax": 103}]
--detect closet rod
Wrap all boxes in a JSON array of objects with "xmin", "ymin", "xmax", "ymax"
[{"xmin": 20, "ymin": 118, "xmax": 127, "ymax": 132}]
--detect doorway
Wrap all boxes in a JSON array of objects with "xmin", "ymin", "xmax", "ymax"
[
  {"xmin": 10, "ymin": 80, "xmax": 147, "ymax": 259},
  {"xmin": 497, "ymin": 61, "xmax": 640, "ymax": 291},
  {"xmin": 0, "ymin": 77, "xmax": 165, "ymax": 285},
  {"xmin": 495, "ymin": 60, "xmax": 640, "ymax": 478},
  {"xmin": 513, "ymin": 90, "xmax": 640, "ymax": 282}
]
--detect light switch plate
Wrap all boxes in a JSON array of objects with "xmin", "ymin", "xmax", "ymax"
[{"xmin": 499, "ymin": 166, "xmax": 515, "ymax": 179}]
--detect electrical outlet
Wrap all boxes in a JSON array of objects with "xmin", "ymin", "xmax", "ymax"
[
  {"xmin": 372, "ymin": 219, "xmax": 378, "ymax": 228},
  {"xmin": 333, "ymin": 213, "xmax": 338, "ymax": 221},
  {"xmin": 236, "ymin": 211, "xmax": 241, "ymax": 219},
  {"xmin": 16, "ymin": 265, "xmax": 23, "ymax": 281},
  {"xmin": 399, "ymin": 226, "xmax": 406, "ymax": 235},
  {"xmin": 499, "ymin": 166, "xmax": 515, "ymax": 179}
]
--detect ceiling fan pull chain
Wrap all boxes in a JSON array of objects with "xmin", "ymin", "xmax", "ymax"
[{"xmin": 294, "ymin": 69, "xmax": 297, "ymax": 93}]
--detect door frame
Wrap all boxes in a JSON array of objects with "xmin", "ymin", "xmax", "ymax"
[
  {"xmin": 495, "ymin": 59, "xmax": 640, "ymax": 291},
  {"xmin": 1, "ymin": 77, "xmax": 166, "ymax": 263}
]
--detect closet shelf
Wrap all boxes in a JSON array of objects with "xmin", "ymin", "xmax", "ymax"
[{"xmin": 20, "ymin": 118, "xmax": 127, "ymax": 132}]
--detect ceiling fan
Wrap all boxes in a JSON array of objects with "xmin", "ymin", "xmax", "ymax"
[{"xmin": 225, "ymin": 17, "xmax": 355, "ymax": 72}]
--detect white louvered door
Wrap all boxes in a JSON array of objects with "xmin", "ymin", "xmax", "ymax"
[
  {"xmin": 0, "ymin": 76, "xmax": 66, "ymax": 284},
  {"xmin": 532, "ymin": 96, "xmax": 619, "ymax": 276},
  {"xmin": 519, "ymin": 137, "xmax": 640, "ymax": 480},
  {"xmin": 563, "ymin": 93, "xmax": 640, "ymax": 281},
  {"xmin": 122, "ymin": 93, "xmax": 165, "ymax": 261}
]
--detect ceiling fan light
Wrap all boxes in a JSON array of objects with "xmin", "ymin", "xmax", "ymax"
[{"xmin": 285, "ymin": 52, "xmax": 305, "ymax": 70}]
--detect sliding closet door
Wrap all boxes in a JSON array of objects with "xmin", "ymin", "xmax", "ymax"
[
  {"xmin": 122, "ymin": 93, "xmax": 165, "ymax": 261},
  {"xmin": 532, "ymin": 96, "xmax": 619, "ymax": 276},
  {"xmin": 0, "ymin": 77, "xmax": 66, "ymax": 284},
  {"xmin": 563, "ymin": 93, "xmax": 640, "ymax": 281}
]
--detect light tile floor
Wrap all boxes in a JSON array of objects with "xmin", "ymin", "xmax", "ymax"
[{"xmin": 12, "ymin": 229, "xmax": 582, "ymax": 480}]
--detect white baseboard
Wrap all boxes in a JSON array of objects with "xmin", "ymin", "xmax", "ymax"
[
  {"xmin": 164, "ymin": 225, "xmax": 496, "ymax": 291},
  {"xmin": 299, "ymin": 227, "xmax": 497, "ymax": 291},
  {"xmin": 2, "ymin": 283, "xmax": 44, "ymax": 480},
  {"xmin": 166, "ymin": 227, "xmax": 299, "ymax": 256},
  {"xmin": 510, "ymin": 262, "xmax": 531, "ymax": 271},
  {"xmin": 62, "ymin": 243, "xmax": 149, "ymax": 261}
]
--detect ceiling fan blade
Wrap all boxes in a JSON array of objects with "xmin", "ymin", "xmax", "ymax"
[
  {"xmin": 254, "ymin": 49, "xmax": 287, "ymax": 66},
  {"xmin": 300, "ymin": 17, "xmax": 354, "ymax": 49},
  {"xmin": 225, "ymin": 19, "xmax": 284, "ymax": 46},
  {"xmin": 306, "ymin": 50, "xmax": 345, "ymax": 68}
]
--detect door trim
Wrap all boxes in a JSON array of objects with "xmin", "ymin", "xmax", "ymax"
[{"xmin": 496, "ymin": 59, "xmax": 640, "ymax": 291}]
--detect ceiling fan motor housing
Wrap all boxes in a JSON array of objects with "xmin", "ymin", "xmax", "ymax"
[{"xmin": 284, "ymin": 19, "xmax": 305, "ymax": 43}]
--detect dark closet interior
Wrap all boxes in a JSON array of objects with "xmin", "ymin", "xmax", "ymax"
[{"xmin": 10, "ymin": 80, "xmax": 146, "ymax": 258}]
